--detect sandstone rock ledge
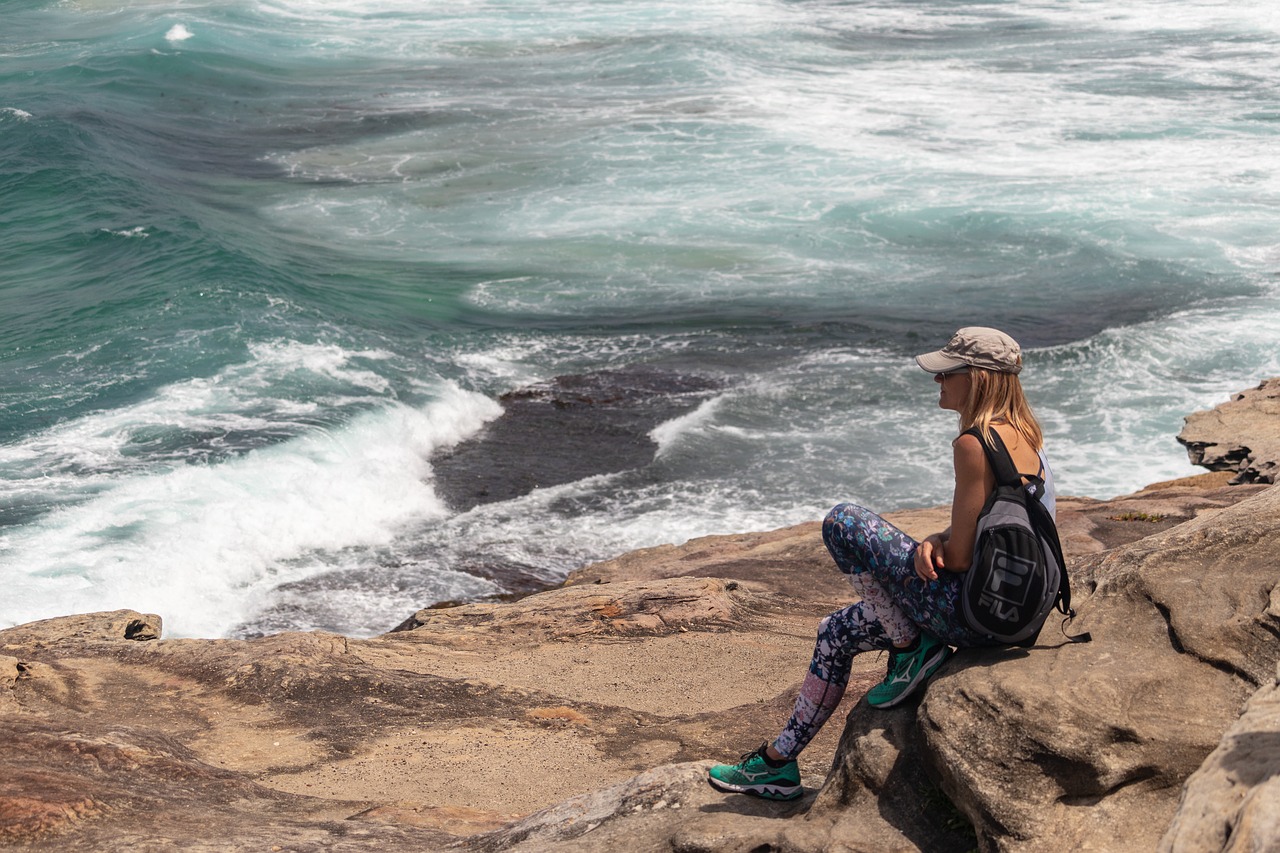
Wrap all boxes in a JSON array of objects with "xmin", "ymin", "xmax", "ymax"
[
  {"xmin": 1178, "ymin": 377, "xmax": 1280, "ymax": 484},
  {"xmin": 2, "ymin": 462, "xmax": 1279, "ymax": 849}
]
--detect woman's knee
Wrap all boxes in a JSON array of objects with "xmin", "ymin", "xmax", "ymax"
[
  {"xmin": 822, "ymin": 503, "xmax": 873, "ymax": 567},
  {"xmin": 824, "ymin": 502, "xmax": 869, "ymax": 528}
]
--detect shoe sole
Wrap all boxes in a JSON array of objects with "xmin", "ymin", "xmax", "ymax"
[
  {"xmin": 867, "ymin": 645, "xmax": 952, "ymax": 709},
  {"xmin": 707, "ymin": 775, "xmax": 802, "ymax": 801}
]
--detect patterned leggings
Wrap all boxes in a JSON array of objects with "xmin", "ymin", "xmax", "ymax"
[{"xmin": 773, "ymin": 503, "xmax": 982, "ymax": 759}]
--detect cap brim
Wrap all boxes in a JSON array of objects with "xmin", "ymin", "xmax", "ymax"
[{"xmin": 915, "ymin": 351, "xmax": 967, "ymax": 373}]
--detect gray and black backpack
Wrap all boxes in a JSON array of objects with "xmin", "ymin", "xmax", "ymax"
[{"xmin": 961, "ymin": 427, "xmax": 1090, "ymax": 646}]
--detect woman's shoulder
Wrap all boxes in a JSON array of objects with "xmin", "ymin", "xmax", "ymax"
[{"xmin": 951, "ymin": 430, "xmax": 988, "ymax": 471}]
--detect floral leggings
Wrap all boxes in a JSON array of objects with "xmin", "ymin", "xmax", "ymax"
[{"xmin": 773, "ymin": 503, "xmax": 986, "ymax": 759}]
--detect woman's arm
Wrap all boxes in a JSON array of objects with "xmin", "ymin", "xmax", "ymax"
[
  {"xmin": 942, "ymin": 432, "xmax": 990, "ymax": 571},
  {"xmin": 913, "ymin": 432, "xmax": 991, "ymax": 580}
]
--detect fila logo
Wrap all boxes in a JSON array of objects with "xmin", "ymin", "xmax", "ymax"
[{"xmin": 983, "ymin": 548, "xmax": 1036, "ymax": 608}]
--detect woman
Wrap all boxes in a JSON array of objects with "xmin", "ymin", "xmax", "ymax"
[{"xmin": 707, "ymin": 327, "xmax": 1055, "ymax": 801}]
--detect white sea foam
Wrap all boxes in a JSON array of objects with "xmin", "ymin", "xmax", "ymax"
[
  {"xmin": 101, "ymin": 226, "xmax": 149, "ymax": 238},
  {"xmin": 1026, "ymin": 295, "xmax": 1280, "ymax": 498},
  {"xmin": 1026, "ymin": 0, "xmax": 1280, "ymax": 35},
  {"xmin": 165, "ymin": 24, "xmax": 193, "ymax": 43},
  {"xmin": 0, "ymin": 340, "xmax": 398, "ymax": 491},
  {"xmin": 650, "ymin": 395, "xmax": 724, "ymax": 458},
  {"xmin": 432, "ymin": 469, "xmax": 827, "ymax": 593},
  {"xmin": 0, "ymin": 107, "xmax": 32, "ymax": 121},
  {"xmin": 0, "ymin": 370, "xmax": 501, "ymax": 637}
]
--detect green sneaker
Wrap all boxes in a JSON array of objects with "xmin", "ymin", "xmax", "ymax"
[
  {"xmin": 866, "ymin": 632, "xmax": 952, "ymax": 709},
  {"xmin": 707, "ymin": 743, "xmax": 802, "ymax": 801}
]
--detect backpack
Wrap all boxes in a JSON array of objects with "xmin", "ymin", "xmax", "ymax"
[{"xmin": 960, "ymin": 427, "xmax": 1090, "ymax": 646}]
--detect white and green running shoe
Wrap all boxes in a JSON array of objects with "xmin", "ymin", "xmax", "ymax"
[
  {"xmin": 707, "ymin": 743, "xmax": 802, "ymax": 801},
  {"xmin": 866, "ymin": 632, "xmax": 953, "ymax": 709}
]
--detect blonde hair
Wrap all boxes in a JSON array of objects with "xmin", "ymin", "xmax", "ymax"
[{"xmin": 959, "ymin": 367, "xmax": 1043, "ymax": 451}]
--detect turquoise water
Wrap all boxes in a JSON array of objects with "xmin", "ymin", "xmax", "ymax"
[{"xmin": 2, "ymin": 0, "xmax": 1279, "ymax": 638}]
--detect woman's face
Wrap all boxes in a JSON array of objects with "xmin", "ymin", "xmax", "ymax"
[{"xmin": 934, "ymin": 369, "xmax": 971, "ymax": 412}]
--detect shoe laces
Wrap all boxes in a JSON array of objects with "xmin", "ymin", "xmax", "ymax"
[
  {"xmin": 886, "ymin": 641, "xmax": 921, "ymax": 679},
  {"xmin": 737, "ymin": 743, "xmax": 772, "ymax": 767}
]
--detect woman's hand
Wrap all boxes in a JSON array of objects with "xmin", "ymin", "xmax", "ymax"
[{"xmin": 914, "ymin": 533, "xmax": 946, "ymax": 581}]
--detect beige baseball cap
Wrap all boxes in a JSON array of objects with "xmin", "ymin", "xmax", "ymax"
[{"xmin": 915, "ymin": 327, "xmax": 1022, "ymax": 374}]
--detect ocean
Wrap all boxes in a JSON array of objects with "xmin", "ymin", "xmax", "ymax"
[{"xmin": 2, "ymin": 0, "xmax": 1278, "ymax": 639}]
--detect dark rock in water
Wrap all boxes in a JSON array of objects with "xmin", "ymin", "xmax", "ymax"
[{"xmin": 430, "ymin": 367, "xmax": 721, "ymax": 512}]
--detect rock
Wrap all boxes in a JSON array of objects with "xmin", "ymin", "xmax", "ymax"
[
  {"xmin": 428, "ymin": 368, "xmax": 720, "ymax": 512},
  {"xmin": 0, "ymin": 656, "xmax": 19, "ymax": 689},
  {"xmin": 1160, "ymin": 660, "xmax": 1280, "ymax": 852},
  {"xmin": 465, "ymin": 763, "xmax": 724, "ymax": 853},
  {"xmin": 0, "ymin": 656, "xmax": 20, "ymax": 714},
  {"xmin": 1178, "ymin": 378, "xmax": 1280, "ymax": 484},
  {"xmin": 0, "ymin": 415, "xmax": 1276, "ymax": 850},
  {"xmin": 0, "ymin": 609, "xmax": 162, "ymax": 646},
  {"xmin": 913, "ymin": 482, "xmax": 1280, "ymax": 851},
  {"xmin": 0, "ymin": 718, "xmax": 452, "ymax": 850},
  {"xmin": 393, "ymin": 577, "xmax": 754, "ymax": 640},
  {"xmin": 449, "ymin": 480, "xmax": 1280, "ymax": 853},
  {"xmin": 0, "ymin": 573, "xmax": 862, "ymax": 849}
]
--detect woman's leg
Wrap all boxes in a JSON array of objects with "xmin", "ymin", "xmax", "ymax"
[
  {"xmin": 823, "ymin": 502, "xmax": 977, "ymax": 646},
  {"xmin": 709, "ymin": 505, "xmax": 973, "ymax": 797},
  {"xmin": 823, "ymin": 503, "xmax": 921, "ymax": 647},
  {"xmin": 772, "ymin": 600, "xmax": 888, "ymax": 759}
]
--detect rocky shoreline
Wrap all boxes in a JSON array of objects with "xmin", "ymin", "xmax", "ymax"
[{"xmin": 2, "ymin": 382, "xmax": 1279, "ymax": 852}]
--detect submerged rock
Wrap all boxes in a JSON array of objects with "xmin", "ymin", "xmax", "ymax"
[{"xmin": 429, "ymin": 368, "xmax": 720, "ymax": 512}]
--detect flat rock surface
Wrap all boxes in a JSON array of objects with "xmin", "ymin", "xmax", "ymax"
[{"xmin": 0, "ymin": 473, "xmax": 1270, "ymax": 851}]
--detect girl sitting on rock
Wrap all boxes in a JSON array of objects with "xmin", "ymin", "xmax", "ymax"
[{"xmin": 708, "ymin": 327, "xmax": 1055, "ymax": 801}]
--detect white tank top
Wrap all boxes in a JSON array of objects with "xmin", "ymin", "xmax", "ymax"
[{"xmin": 1030, "ymin": 450, "xmax": 1056, "ymax": 520}]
